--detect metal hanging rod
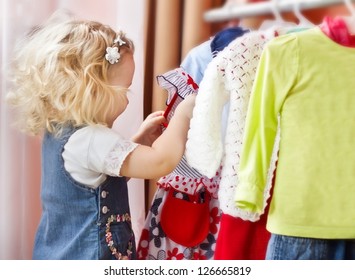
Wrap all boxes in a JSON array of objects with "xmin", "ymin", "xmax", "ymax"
[{"xmin": 204, "ymin": 0, "xmax": 354, "ymax": 22}]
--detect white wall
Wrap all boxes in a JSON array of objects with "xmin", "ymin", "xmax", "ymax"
[{"xmin": 0, "ymin": 0, "xmax": 145, "ymax": 259}]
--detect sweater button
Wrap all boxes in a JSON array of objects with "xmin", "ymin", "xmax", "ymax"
[{"xmin": 101, "ymin": 191, "xmax": 108, "ymax": 198}]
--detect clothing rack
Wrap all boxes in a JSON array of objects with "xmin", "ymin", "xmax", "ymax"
[{"xmin": 204, "ymin": 0, "xmax": 354, "ymax": 22}]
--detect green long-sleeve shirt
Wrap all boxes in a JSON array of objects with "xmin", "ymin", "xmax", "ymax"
[{"xmin": 235, "ymin": 27, "xmax": 355, "ymax": 238}]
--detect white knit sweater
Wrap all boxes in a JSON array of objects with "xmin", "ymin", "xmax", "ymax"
[{"xmin": 186, "ymin": 27, "xmax": 282, "ymax": 221}]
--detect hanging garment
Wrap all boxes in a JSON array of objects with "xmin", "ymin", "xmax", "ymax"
[
  {"xmin": 235, "ymin": 26, "xmax": 355, "ymax": 239},
  {"xmin": 210, "ymin": 26, "xmax": 250, "ymax": 57},
  {"xmin": 185, "ymin": 26, "xmax": 287, "ymax": 259},
  {"xmin": 180, "ymin": 40, "xmax": 213, "ymax": 85},
  {"xmin": 186, "ymin": 26, "xmax": 283, "ymax": 219},
  {"xmin": 320, "ymin": 16, "xmax": 355, "ymax": 47},
  {"xmin": 136, "ymin": 67, "xmax": 221, "ymax": 260},
  {"xmin": 137, "ymin": 27, "xmax": 247, "ymax": 260}
]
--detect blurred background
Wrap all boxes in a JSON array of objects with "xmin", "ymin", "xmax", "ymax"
[{"xmin": 0, "ymin": 0, "xmax": 351, "ymax": 259}]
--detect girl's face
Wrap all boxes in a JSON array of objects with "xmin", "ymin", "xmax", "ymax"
[{"xmin": 107, "ymin": 51, "xmax": 135, "ymax": 126}]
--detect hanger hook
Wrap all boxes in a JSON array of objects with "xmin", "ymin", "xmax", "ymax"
[
  {"xmin": 270, "ymin": 0, "xmax": 284, "ymax": 22},
  {"xmin": 293, "ymin": 0, "xmax": 314, "ymax": 27},
  {"xmin": 344, "ymin": 0, "xmax": 355, "ymax": 16}
]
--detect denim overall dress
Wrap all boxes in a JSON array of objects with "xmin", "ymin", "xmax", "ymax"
[{"xmin": 32, "ymin": 126, "xmax": 136, "ymax": 259}]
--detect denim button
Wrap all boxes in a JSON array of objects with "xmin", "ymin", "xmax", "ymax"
[
  {"xmin": 101, "ymin": 191, "xmax": 107, "ymax": 198},
  {"xmin": 102, "ymin": 206, "xmax": 109, "ymax": 214}
]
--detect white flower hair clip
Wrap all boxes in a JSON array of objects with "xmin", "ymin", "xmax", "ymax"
[
  {"xmin": 105, "ymin": 47, "xmax": 120, "ymax": 64},
  {"xmin": 105, "ymin": 35, "xmax": 127, "ymax": 65}
]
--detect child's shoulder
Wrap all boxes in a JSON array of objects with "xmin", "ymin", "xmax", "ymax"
[{"xmin": 67, "ymin": 124, "xmax": 126, "ymax": 147}]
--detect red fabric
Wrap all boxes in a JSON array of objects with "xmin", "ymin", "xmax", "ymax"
[
  {"xmin": 160, "ymin": 188, "xmax": 211, "ymax": 248},
  {"xmin": 214, "ymin": 162, "xmax": 277, "ymax": 260},
  {"xmin": 320, "ymin": 16, "xmax": 355, "ymax": 48},
  {"xmin": 214, "ymin": 207, "xmax": 271, "ymax": 260}
]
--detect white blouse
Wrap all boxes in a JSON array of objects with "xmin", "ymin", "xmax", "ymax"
[{"xmin": 62, "ymin": 125, "xmax": 138, "ymax": 188}]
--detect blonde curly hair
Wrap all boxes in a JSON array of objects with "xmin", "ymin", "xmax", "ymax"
[{"xmin": 6, "ymin": 10, "xmax": 134, "ymax": 136}]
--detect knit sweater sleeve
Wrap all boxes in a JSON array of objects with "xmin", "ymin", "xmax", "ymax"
[
  {"xmin": 218, "ymin": 30, "xmax": 276, "ymax": 219},
  {"xmin": 235, "ymin": 34, "xmax": 299, "ymax": 214},
  {"xmin": 185, "ymin": 54, "xmax": 229, "ymax": 178}
]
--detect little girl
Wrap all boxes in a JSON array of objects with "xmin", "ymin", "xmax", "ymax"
[{"xmin": 6, "ymin": 11, "xmax": 195, "ymax": 260}]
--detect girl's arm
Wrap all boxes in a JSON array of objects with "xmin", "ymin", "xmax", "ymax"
[{"xmin": 120, "ymin": 94, "xmax": 196, "ymax": 179}]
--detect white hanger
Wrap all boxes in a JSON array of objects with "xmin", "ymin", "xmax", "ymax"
[
  {"xmin": 293, "ymin": 0, "xmax": 315, "ymax": 28},
  {"xmin": 259, "ymin": 0, "xmax": 297, "ymax": 30},
  {"xmin": 342, "ymin": 0, "xmax": 355, "ymax": 34},
  {"xmin": 344, "ymin": 0, "xmax": 355, "ymax": 15},
  {"xmin": 271, "ymin": 0, "xmax": 284, "ymax": 22},
  {"xmin": 204, "ymin": 1, "xmax": 354, "ymax": 23}
]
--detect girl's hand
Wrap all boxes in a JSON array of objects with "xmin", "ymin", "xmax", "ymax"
[
  {"xmin": 132, "ymin": 111, "xmax": 166, "ymax": 146},
  {"xmin": 121, "ymin": 95, "xmax": 196, "ymax": 179}
]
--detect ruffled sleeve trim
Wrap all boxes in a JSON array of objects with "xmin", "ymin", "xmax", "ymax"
[{"xmin": 156, "ymin": 67, "xmax": 198, "ymax": 105}]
